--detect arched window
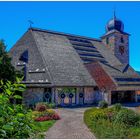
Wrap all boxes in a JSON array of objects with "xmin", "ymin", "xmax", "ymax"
[
  {"xmin": 120, "ymin": 37, "xmax": 124, "ymax": 43},
  {"xmin": 19, "ymin": 50, "xmax": 28, "ymax": 63},
  {"xmin": 119, "ymin": 46, "xmax": 125, "ymax": 55}
]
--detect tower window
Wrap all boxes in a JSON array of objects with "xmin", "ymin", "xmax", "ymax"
[
  {"xmin": 106, "ymin": 37, "xmax": 109, "ymax": 44},
  {"xmin": 120, "ymin": 37, "xmax": 124, "ymax": 43},
  {"xmin": 119, "ymin": 46, "xmax": 125, "ymax": 55}
]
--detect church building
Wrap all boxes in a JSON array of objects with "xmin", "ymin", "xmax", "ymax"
[{"xmin": 10, "ymin": 14, "xmax": 140, "ymax": 107}]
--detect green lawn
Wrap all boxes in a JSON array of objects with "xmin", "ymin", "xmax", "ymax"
[
  {"xmin": 84, "ymin": 107, "xmax": 140, "ymax": 139},
  {"xmin": 32, "ymin": 120, "xmax": 56, "ymax": 138},
  {"xmin": 27, "ymin": 109, "xmax": 58, "ymax": 138}
]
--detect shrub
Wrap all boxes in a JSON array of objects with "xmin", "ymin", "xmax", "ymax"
[
  {"xmin": 128, "ymin": 127, "xmax": 140, "ymax": 138},
  {"xmin": 103, "ymin": 108, "xmax": 116, "ymax": 121},
  {"xmin": 52, "ymin": 114, "xmax": 60, "ymax": 120},
  {"xmin": 35, "ymin": 102, "xmax": 56, "ymax": 111},
  {"xmin": 0, "ymin": 40, "xmax": 18, "ymax": 83},
  {"xmin": 114, "ymin": 108, "xmax": 140, "ymax": 127},
  {"xmin": 38, "ymin": 109, "xmax": 55, "ymax": 117},
  {"xmin": 113, "ymin": 103, "xmax": 122, "ymax": 112},
  {"xmin": 32, "ymin": 111, "xmax": 46, "ymax": 119},
  {"xmin": 0, "ymin": 78, "xmax": 35, "ymax": 139},
  {"xmin": 98, "ymin": 101, "xmax": 108, "ymax": 109},
  {"xmin": 92, "ymin": 119, "xmax": 128, "ymax": 139},
  {"xmin": 35, "ymin": 103, "xmax": 46, "ymax": 112},
  {"xmin": 45, "ymin": 103, "xmax": 56, "ymax": 109},
  {"xmin": 90, "ymin": 108, "xmax": 108, "ymax": 121},
  {"xmin": 46, "ymin": 109, "xmax": 55, "ymax": 116},
  {"xmin": 84, "ymin": 107, "xmax": 133, "ymax": 139}
]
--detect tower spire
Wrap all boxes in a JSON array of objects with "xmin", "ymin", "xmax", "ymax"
[{"xmin": 113, "ymin": 7, "xmax": 116, "ymax": 19}]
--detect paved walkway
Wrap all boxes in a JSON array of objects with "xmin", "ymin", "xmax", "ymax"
[{"xmin": 45, "ymin": 107, "xmax": 96, "ymax": 139}]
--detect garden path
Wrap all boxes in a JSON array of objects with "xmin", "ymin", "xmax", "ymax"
[{"xmin": 45, "ymin": 107, "xmax": 96, "ymax": 139}]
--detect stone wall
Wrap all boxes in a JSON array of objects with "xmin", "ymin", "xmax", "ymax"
[
  {"xmin": 23, "ymin": 86, "xmax": 104, "ymax": 106},
  {"xmin": 84, "ymin": 87, "xmax": 94, "ymax": 104},
  {"xmin": 102, "ymin": 35, "xmax": 115, "ymax": 52},
  {"xmin": 102, "ymin": 32, "xmax": 129, "ymax": 64},
  {"xmin": 114, "ymin": 33, "xmax": 129, "ymax": 64},
  {"xmin": 23, "ymin": 88, "xmax": 44, "ymax": 106},
  {"xmin": 54, "ymin": 87, "xmax": 96, "ymax": 105}
]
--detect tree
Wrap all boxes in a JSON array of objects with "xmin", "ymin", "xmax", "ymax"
[
  {"xmin": 0, "ymin": 78, "xmax": 34, "ymax": 138},
  {"xmin": 0, "ymin": 41, "xmax": 35, "ymax": 138},
  {"xmin": 0, "ymin": 40, "xmax": 16, "ymax": 82}
]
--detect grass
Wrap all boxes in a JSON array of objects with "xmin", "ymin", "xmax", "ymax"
[
  {"xmin": 32, "ymin": 120, "xmax": 56, "ymax": 138},
  {"xmin": 135, "ymin": 106, "xmax": 140, "ymax": 114},
  {"xmin": 34, "ymin": 120, "xmax": 56, "ymax": 132},
  {"xmin": 28, "ymin": 110, "xmax": 57, "ymax": 139},
  {"xmin": 84, "ymin": 107, "xmax": 140, "ymax": 139}
]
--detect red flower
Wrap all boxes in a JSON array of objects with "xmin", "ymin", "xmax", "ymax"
[
  {"xmin": 34, "ymin": 113, "xmax": 60, "ymax": 122},
  {"xmin": 52, "ymin": 114, "xmax": 60, "ymax": 120}
]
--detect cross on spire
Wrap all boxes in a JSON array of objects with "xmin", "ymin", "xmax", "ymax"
[{"xmin": 28, "ymin": 20, "xmax": 34, "ymax": 28}]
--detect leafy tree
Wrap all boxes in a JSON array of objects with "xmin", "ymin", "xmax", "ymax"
[
  {"xmin": 0, "ymin": 40, "xmax": 16, "ymax": 82},
  {"xmin": 0, "ymin": 40, "xmax": 35, "ymax": 138},
  {"xmin": 0, "ymin": 78, "xmax": 35, "ymax": 138}
]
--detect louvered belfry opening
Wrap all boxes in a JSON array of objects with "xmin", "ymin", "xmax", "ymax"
[{"xmin": 67, "ymin": 36, "xmax": 108, "ymax": 64}]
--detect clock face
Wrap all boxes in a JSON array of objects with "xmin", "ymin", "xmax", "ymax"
[{"xmin": 119, "ymin": 46, "xmax": 125, "ymax": 55}]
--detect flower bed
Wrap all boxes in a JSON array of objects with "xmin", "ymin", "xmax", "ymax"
[
  {"xmin": 35, "ymin": 114, "xmax": 60, "ymax": 122},
  {"xmin": 32, "ymin": 109, "xmax": 60, "ymax": 122}
]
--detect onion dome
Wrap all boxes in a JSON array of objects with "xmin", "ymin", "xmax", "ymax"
[{"xmin": 106, "ymin": 13, "xmax": 124, "ymax": 32}]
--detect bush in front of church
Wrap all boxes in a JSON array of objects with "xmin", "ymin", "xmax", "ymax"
[
  {"xmin": 114, "ymin": 108, "xmax": 140, "ymax": 127},
  {"xmin": 35, "ymin": 103, "xmax": 47, "ymax": 112},
  {"xmin": 0, "ymin": 78, "xmax": 35, "ymax": 139},
  {"xmin": 84, "ymin": 104, "xmax": 140, "ymax": 138},
  {"xmin": 35, "ymin": 102, "xmax": 56, "ymax": 112},
  {"xmin": 98, "ymin": 100, "xmax": 108, "ymax": 109}
]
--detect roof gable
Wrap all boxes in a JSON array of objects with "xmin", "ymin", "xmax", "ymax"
[
  {"xmin": 10, "ymin": 30, "xmax": 52, "ymax": 85},
  {"xmin": 31, "ymin": 29, "xmax": 96, "ymax": 86},
  {"xmin": 10, "ymin": 27, "xmax": 140, "ymax": 89}
]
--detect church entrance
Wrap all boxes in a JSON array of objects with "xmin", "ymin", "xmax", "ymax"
[
  {"xmin": 43, "ymin": 88, "xmax": 52, "ymax": 103},
  {"xmin": 57, "ymin": 88, "xmax": 76, "ymax": 107},
  {"xmin": 111, "ymin": 91, "xmax": 135, "ymax": 104}
]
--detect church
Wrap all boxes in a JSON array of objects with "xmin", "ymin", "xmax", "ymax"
[{"xmin": 10, "ymin": 14, "xmax": 140, "ymax": 107}]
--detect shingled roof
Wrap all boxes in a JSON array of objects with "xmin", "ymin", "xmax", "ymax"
[
  {"xmin": 100, "ymin": 63, "xmax": 140, "ymax": 90},
  {"xmin": 10, "ymin": 27, "xmax": 96, "ymax": 87},
  {"xmin": 10, "ymin": 27, "xmax": 140, "ymax": 90}
]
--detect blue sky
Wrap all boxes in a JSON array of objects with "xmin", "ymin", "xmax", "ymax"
[{"xmin": 0, "ymin": 1, "xmax": 140, "ymax": 71}]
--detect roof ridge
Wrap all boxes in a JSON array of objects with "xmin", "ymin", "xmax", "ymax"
[
  {"xmin": 101, "ymin": 29, "xmax": 130, "ymax": 38},
  {"xmin": 29, "ymin": 27, "xmax": 101, "ymax": 42}
]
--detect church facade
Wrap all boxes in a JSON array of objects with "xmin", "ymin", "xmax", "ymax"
[{"xmin": 10, "ymin": 15, "xmax": 140, "ymax": 107}]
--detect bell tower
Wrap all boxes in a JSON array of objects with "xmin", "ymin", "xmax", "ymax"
[{"xmin": 101, "ymin": 12, "xmax": 130, "ymax": 64}]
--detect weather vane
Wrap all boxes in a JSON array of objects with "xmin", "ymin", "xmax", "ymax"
[{"xmin": 28, "ymin": 20, "xmax": 34, "ymax": 28}]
